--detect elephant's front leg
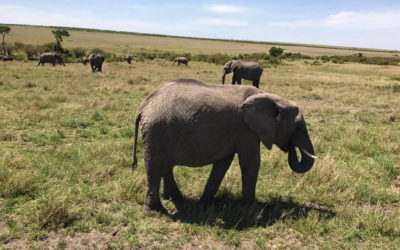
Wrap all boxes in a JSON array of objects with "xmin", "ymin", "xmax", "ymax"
[
  {"xmin": 163, "ymin": 168, "xmax": 183, "ymax": 201},
  {"xmin": 238, "ymin": 142, "xmax": 260, "ymax": 202},
  {"xmin": 200, "ymin": 154, "xmax": 234, "ymax": 202},
  {"xmin": 232, "ymin": 73, "xmax": 237, "ymax": 85},
  {"xmin": 253, "ymin": 79, "xmax": 260, "ymax": 88}
]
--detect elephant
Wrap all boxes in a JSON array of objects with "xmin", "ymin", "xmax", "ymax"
[
  {"xmin": 222, "ymin": 60, "xmax": 263, "ymax": 88},
  {"xmin": 82, "ymin": 56, "xmax": 89, "ymax": 65},
  {"xmin": 132, "ymin": 78, "xmax": 316, "ymax": 215},
  {"xmin": 126, "ymin": 55, "xmax": 133, "ymax": 64},
  {"xmin": 89, "ymin": 53, "xmax": 104, "ymax": 72},
  {"xmin": 173, "ymin": 57, "xmax": 188, "ymax": 65},
  {"xmin": 37, "ymin": 52, "xmax": 65, "ymax": 66}
]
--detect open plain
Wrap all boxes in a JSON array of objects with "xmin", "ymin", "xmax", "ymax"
[{"xmin": 0, "ymin": 25, "xmax": 400, "ymax": 249}]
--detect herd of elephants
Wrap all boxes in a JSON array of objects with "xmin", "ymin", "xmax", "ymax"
[{"xmin": 37, "ymin": 51, "xmax": 317, "ymax": 215}]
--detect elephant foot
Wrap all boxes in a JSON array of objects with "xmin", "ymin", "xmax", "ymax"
[{"xmin": 143, "ymin": 203, "xmax": 168, "ymax": 216}]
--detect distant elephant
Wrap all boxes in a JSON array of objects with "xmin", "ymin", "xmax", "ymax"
[
  {"xmin": 89, "ymin": 53, "xmax": 104, "ymax": 72},
  {"xmin": 132, "ymin": 78, "xmax": 316, "ymax": 215},
  {"xmin": 82, "ymin": 56, "xmax": 89, "ymax": 65},
  {"xmin": 126, "ymin": 55, "xmax": 133, "ymax": 64},
  {"xmin": 37, "ymin": 52, "xmax": 65, "ymax": 66},
  {"xmin": 173, "ymin": 57, "xmax": 188, "ymax": 65},
  {"xmin": 222, "ymin": 60, "xmax": 263, "ymax": 88}
]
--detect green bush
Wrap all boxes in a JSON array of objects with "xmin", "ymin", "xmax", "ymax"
[
  {"xmin": 14, "ymin": 42, "xmax": 25, "ymax": 50},
  {"xmin": 71, "ymin": 47, "xmax": 87, "ymax": 58},
  {"xmin": 89, "ymin": 48, "xmax": 105, "ymax": 54},
  {"xmin": 285, "ymin": 52, "xmax": 312, "ymax": 60},
  {"xmin": 23, "ymin": 44, "xmax": 39, "ymax": 59},
  {"xmin": 40, "ymin": 42, "xmax": 58, "ymax": 53},
  {"xmin": 327, "ymin": 54, "xmax": 399, "ymax": 65},
  {"xmin": 269, "ymin": 46, "xmax": 284, "ymax": 57},
  {"xmin": 191, "ymin": 53, "xmax": 232, "ymax": 65}
]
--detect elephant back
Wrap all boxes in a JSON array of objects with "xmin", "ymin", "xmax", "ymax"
[{"xmin": 89, "ymin": 53, "xmax": 104, "ymax": 63}]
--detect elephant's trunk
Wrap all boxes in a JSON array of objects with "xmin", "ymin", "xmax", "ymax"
[
  {"xmin": 288, "ymin": 139, "xmax": 315, "ymax": 173},
  {"xmin": 222, "ymin": 72, "xmax": 226, "ymax": 85}
]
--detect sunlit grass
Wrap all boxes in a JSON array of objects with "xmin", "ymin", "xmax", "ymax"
[{"xmin": 0, "ymin": 59, "xmax": 399, "ymax": 248}]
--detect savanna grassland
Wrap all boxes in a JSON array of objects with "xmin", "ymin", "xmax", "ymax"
[
  {"xmin": 7, "ymin": 25, "xmax": 400, "ymax": 57},
  {"xmin": 1, "ymin": 26, "xmax": 400, "ymax": 249}
]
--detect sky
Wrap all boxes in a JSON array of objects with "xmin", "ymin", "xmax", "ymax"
[{"xmin": 0, "ymin": 0, "xmax": 399, "ymax": 50}]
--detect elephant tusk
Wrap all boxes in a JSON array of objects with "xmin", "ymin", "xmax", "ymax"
[{"xmin": 301, "ymin": 148, "xmax": 317, "ymax": 159}]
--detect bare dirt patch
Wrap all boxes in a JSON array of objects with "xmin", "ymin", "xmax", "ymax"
[{"xmin": 3, "ymin": 230, "xmax": 110, "ymax": 250}]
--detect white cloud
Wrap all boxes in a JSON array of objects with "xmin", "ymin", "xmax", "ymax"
[
  {"xmin": 324, "ymin": 10, "xmax": 400, "ymax": 29},
  {"xmin": 195, "ymin": 17, "xmax": 247, "ymax": 27},
  {"xmin": 268, "ymin": 9, "xmax": 400, "ymax": 30},
  {"xmin": 205, "ymin": 4, "xmax": 246, "ymax": 14}
]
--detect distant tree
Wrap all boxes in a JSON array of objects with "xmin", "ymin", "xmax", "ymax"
[
  {"xmin": 269, "ymin": 46, "xmax": 284, "ymax": 57},
  {"xmin": 51, "ymin": 29, "xmax": 70, "ymax": 52},
  {"xmin": 0, "ymin": 25, "xmax": 11, "ymax": 56}
]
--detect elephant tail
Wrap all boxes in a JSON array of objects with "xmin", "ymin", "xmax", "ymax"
[{"xmin": 132, "ymin": 113, "xmax": 141, "ymax": 171}]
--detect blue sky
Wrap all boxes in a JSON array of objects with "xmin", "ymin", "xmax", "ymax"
[{"xmin": 1, "ymin": 0, "xmax": 399, "ymax": 49}]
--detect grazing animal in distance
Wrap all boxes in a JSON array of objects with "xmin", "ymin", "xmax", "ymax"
[
  {"xmin": 173, "ymin": 56, "xmax": 188, "ymax": 65},
  {"xmin": 222, "ymin": 60, "xmax": 263, "ymax": 88},
  {"xmin": 126, "ymin": 55, "xmax": 133, "ymax": 64},
  {"xmin": 88, "ymin": 53, "xmax": 104, "ymax": 72},
  {"xmin": 37, "ymin": 52, "xmax": 65, "ymax": 66},
  {"xmin": 132, "ymin": 78, "xmax": 316, "ymax": 215}
]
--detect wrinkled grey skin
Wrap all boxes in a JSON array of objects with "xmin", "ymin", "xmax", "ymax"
[
  {"xmin": 126, "ymin": 55, "xmax": 133, "ymax": 64},
  {"xmin": 37, "ymin": 52, "xmax": 65, "ymax": 66},
  {"xmin": 222, "ymin": 60, "xmax": 263, "ymax": 88},
  {"xmin": 89, "ymin": 53, "xmax": 105, "ymax": 72},
  {"xmin": 133, "ymin": 78, "xmax": 315, "ymax": 215},
  {"xmin": 82, "ymin": 56, "xmax": 89, "ymax": 65},
  {"xmin": 173, "ymin": 57, "xmax": 188, "ymax": 65}
]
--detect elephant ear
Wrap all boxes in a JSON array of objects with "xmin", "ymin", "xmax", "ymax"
[
  {"xmin": 240, "ymin": 93, "xmax": 282, "ymax": 150},
  {"xmin": 231, "ymin": 60, "xmax": 239, "ymax": 72}
]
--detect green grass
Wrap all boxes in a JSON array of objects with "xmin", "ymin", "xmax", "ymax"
[{"xmin": 0, "ymin": 56, "xmax": 399, "ymax": 248}]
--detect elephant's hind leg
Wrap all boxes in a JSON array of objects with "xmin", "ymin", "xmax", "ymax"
[
  {"xmin": 144, "ymin": 172, "xmax": 167, "ymax": 215},
  {"xmin": 163, "ymin": 168, "xmax": 183, "ymax": 201},
  {"xmin": 200, "ymin": 154, "xmax": 234, "ymax": 202},
  {"xmin": 144, "ymin": 160, "xmax": 170, "ymax": 215}
]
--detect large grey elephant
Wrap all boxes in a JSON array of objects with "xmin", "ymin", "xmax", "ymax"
[
  {"xmin": 222, "ymin": 60, "xmax": 263, "ymax": 88},
  {"xmin": 132, "ymin": 78, "xmax": 316, "ymax": 215},
  {"xmin": 37, "ymin": 52, "xmax": 65, "ymax": 66},
  {"xmin": 89, "ymin": 53, "xmax": 104, "ymax": 72},
  {"xmin": 173, "ymin": 56, "xmax": 188, "ymax": 65}
]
